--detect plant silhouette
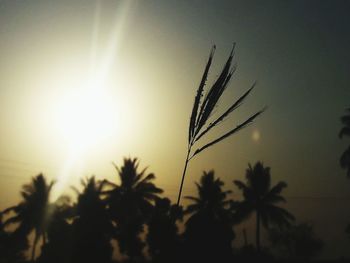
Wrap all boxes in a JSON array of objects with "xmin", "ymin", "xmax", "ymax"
[
  {"xmin": 0, "ymin": 213, "xmax": 28, "ymax": 263},
  {"xmin": 268, "ymin": 223, "xmax": 323, "ymax": 260},
  {"xmin": 178, "ymin": 45, "xmax": 265, "ymax": 205},
  {"xmin": 0, "ymin": 158, "xmax": 305, "ymax": 262},
  {"xmin": 184, "ymin": 171, "xmax": 235, "ymax": 262},
  {"xmin": 1, "ymin": 174, "xmax": 54, "ymax": 261},
  {"xmin": 38, "ymin": 196, "xmax": 74, "ymax": 263},
  {"xmin": 234, "ymin": 162, "xmax": 295, "ymax": 252},
  {"xmin": 339, "ymin": 107, "xmax": 350, "ymax": 177},
  {"xmin": 103, "ymin": 158, "xmax": 163, "ymax": 261},
  {"xmin": 70, "ymin": 176, "xmax": 113, "ymax": 263},
  {"xmin": 146, "ymin": 197, "xmax": 183, "ymax": 263}
]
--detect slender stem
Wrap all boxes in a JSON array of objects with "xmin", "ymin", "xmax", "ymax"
[
  {"xmin": 177, "ymin": 147, "xmax": 191, "ymax": 206},
  {"xmin": 31, "ymin": 232, "xmax": 38, "ymax": 262}
]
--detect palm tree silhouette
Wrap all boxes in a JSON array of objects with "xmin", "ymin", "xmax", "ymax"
[
  {"xmin": 184, "ymin": 171, "xmax": 234, "ymax": 262},
  {"xmin": 38, "ymin": 196, "xmax": 74, "ymax": 263},
  {"xmin": 234, "ymin": 162, "xmax": 294, "ymax": 252},
  {"xmin": 71, "ymin": 176, "xmax": 113, "ymax": 263},
  {"xmin": 147, "ymin": 197, "xmax": 183, "ymax": 263},
  {"xmin": 104, "ymin": 158, "xmax": 163, "ymax": 261},
  {"xmin": 1, "ymin": 174, "xmax": 54, "ymax": 261},
  {"xmin": 0, "ymin": 214, "xmax": 29, "ymax": 263},
  {"xmin": 339, "ymin": 107, "xmax": 350, "ymax": 177}
]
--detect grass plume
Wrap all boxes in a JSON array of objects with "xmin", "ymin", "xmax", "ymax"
[{"xmin": 177, "ymin": 45, "xmax": 265, "ymax": 205}]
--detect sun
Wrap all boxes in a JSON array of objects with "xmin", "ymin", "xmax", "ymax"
[{"xmin": 55, "ymin": 81, "xmax": 119, "ymax": 155}]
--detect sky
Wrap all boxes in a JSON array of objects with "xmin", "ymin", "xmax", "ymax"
[{"xmin": 0, "ymin": 0, "xmax": 350, "ymax": 259}]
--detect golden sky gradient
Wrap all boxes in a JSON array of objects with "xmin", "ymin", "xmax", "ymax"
[{"xmin": 1, "ymin": 0, "xmax": 350, "ymax": 258}]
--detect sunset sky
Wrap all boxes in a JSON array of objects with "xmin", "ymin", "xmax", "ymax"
[{"xmin": 0, "ymin": 0, "xmax": 350, "ymax": 258}]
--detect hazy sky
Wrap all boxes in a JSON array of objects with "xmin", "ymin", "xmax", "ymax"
[{"xmin": 0, "ymin": 0, "xmax": 350, "ymax": 258}]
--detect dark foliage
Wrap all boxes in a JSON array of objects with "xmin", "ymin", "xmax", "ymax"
[
  {"xmin": 70, "ymin": 177, "xmax": 113, "ymax": 263},
  {"xmin": 269, "ymin": 223, "xmax": 324, "ymax": 260},
  {"xmin": 38, "ymin": 196, "xmax": 74, "ymax": 263},
  {"xmin": 103, "ymin": 158, "xmax": 163, "ymax": 262},
  {"xmin": 146, "ymin": 198, "xmax": 183, "ymax": 263},
  {"xmin": 340, "ymin": 108, "xmax": 350, "ymax": 177},
  {"xmin": 1, "ymin": 174, "xmax": 54, "ymax": 261},
  {"xmin": 184, "ymin": 171, "xmax": 235, "ymax": 263},
  {"xmin": 234, "ymin": 162, "xmax": 295, "ymax": 251}
]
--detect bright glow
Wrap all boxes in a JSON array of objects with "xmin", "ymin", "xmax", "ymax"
[
  {"xmin": 55, "ymin": 82, "xmax": 119, "ymax": 155},
  {"xmin": 50, "ymin": 0, "xmax": 136, "ymax": 201}
]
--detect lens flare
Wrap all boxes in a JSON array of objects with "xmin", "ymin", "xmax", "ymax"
[{"xmin": 52, "ymin": 0, "xmax": 136, "ymax": 200}]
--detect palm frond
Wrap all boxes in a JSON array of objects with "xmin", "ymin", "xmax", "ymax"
[
  {"xmin": 233, "ymin": 180, "xmax": 248, "ymax": 191},
  {"xmin": 185, "ymin": 196, "xmax": 201, "ymax": 203},
  {"xmin": 101, "ymin": 179, "xmax": 118, "ymax": 188},
  {"xmin": 3, "ymin": 214, "xmax": 22, "ymax": 226},
  {"xmin": 135, "ymin": 167, "xmax": 148, "ymax": 183},
  {"xmin": 264, "ymin": 204, "xmax": 295, "ymax": 228},
  {"xmin": 267, "ymin": 182, "xmax": 287, "ymax": 196},
  {"xmin": 138, "ymin": 173, "xmax": 156, "ymax": 185},
  {"xmin": 1, "ymin": 205, "xmax": 18, "ymax": 215},
  {"xmin": 263, "ymin": 194, "xmax": 286, "ymax": 204}
]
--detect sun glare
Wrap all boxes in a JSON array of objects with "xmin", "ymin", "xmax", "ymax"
[
  {"xmin": 55, "ymin": 82, "xmax": 118, "ymax": 155},
  {"xmin": 50, "ymin": 0, "xmax": 136, "ymax": 200}
]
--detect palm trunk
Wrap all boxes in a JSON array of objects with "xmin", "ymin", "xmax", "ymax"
[
  {"xmin": 243, "ymin": 229, "xmax": 248, "ymax": 246},
  {"xmin": 256, "ymin": 210, "xmax": 260, "ymax": 253},
  {"xmin": 31, "ymin": 232, "xmax": 38, "ymax": 262}
]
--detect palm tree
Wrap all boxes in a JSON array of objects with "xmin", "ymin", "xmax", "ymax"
[
  {"xmin": 234, "ymin": 162, "xmax": 294, "ymax": 252},
  {"xmin": 339, "ymin": 107, "xmax": 350, "ymax": 177},
  {"xmin": 0, "ymin": 213, "xmax": 29, "ymax": 263},
  {"xmin": 104, "ymin": 158, "xmax": 163, "ymax": 261},
  {"xmin": 71, "ymin": 176, "xmax": 113, "ymax": 263},
  {"xmin": 38, "ymin": 196, "xmax": 74, "ymax": 263},
  {"xmin": 1, "ymin": 174, "xmax": 54, "ymax": 261},
  {"xmin": 184, "ymin": 171, "xmax": 235, "ymax": 262},
  {"xmin": 147, "ymin": 197, "xmax": 183, "ymax": 263}
]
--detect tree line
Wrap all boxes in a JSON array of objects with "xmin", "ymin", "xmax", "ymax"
[{"xmin": 0, "ymin": 158, "xmax": 324, "ymax": 263}]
